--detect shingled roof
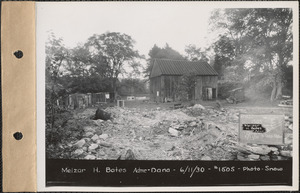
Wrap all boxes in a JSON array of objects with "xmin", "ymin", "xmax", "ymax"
[{"xmin": 150, "ymin": 59, "xmax": 218, "ymax": 78}]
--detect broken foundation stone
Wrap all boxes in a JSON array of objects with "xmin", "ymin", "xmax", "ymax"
[{"xmin": 94, "ymin": 108, "xmax": 111, "ymax": 120}]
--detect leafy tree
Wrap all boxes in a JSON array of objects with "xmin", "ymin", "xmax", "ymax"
[
  {"xmin": 46, "ymin": 33, "xmax": 69, "ymax": 87},
  {"xmin": 249, "ymin": 9, "xmax": 292, "ymax": 100},
  {"xmin": 185, "ymin": 44, "xmax": 209, "ymax": 62},
  {"xmin": 64, "ymin": 45, "xmax": 91, "ymax": 92},
  {"xmin": 145, "ymin": 44, "xmax": 185, "ymax": 78},
  {"xmin": 212, "ymin": 36, "xmax": 235, "ymax": 79},
  {"xmin": 210, "ymin": 8, "xmax": 293, "ymax": 101},
  {"xmin": 86, "ymin": 32, "xmax": 141, "ymax": 98},
  {"xmin": 282, "ymin": 65, "xmax": 293, "ymax": 96},
  {"xmin": 45, "ymin": 32, "xmax": 69, "ymax": 129},
  {"xmin": 174, "ymin": 72, "xmax": 197, "ymax": 101},
  {"xmin": 63, "ymin": 44, "xmax": 112, "ymax": 93},
  {"xmin": 118, "ymin": 78, "xmax": 149, "ymax": 96}
]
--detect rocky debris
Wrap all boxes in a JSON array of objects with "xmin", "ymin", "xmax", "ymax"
[
  {"xmin": 278, "ymin": 100, "xmax": 293, "ymax": 107},
  {"xmin": 88, "ymin": 144, "xmax": 99, "ymax": 151},
  {"xmin": 74, "ymin": 139, "xmax": 86, "ymax": 148},
  {"xmin": 198, "ymin": 133, "xmax": 218, "ymax": 146},
  {"xmin": 237, "ymin": 153, "xmax": 249, "ymax": 161},
  {"xmin": 284, "ymin": 133, "xmax": 293, "ymax": 144},
  {"xmin": 84, "ymin": 126, "xmax": 96, "ymax": 132},
  {"xmin": 74, "ymin": 149, "xmax": 84, "ymax": 156},
  {"xmin": 125, "ymin": 149, "xmax": 136, "ymax": 160},
  {"xmin": 260, "ymin": 155, "xmax": 270, "ymax": 161},
  {"xmin": 91, "ymin": 134, "xmax": 99, "ymax": 142},
  {"xmin": 200, "ymin": 155, "xmax": 212, "ymax": 160},
  {"xmin": 248, "ymin": 154, "xmax": 260, "ymax": 160},
  {"xmin": 82, "ymin": 137, "xmax": 91, "ymax": 143},
  {"xmin": 207, "ymin": 125, "xmax": 222, "ymax": 136},
  {"xmin": 232, "ymin": 143, "xmax": 292, "ymax": 161},
  {"xmin": 269, "ymin": 146, "xmax": 279, "ymax": 152},
  {"xmin": 64, "ymin": 104, "xmax": 293, "ymax": 161},
  {"xmin": 97, "ymin": 149, "xmax": 106, "ymax": 157},
  {"xmin": 280, "ymin": 150, "xmax": 292, "ymax": 157},
  {"xmin": 167, "ymin": 119, "xmax": 205, "ymax": 136},
  {"xmin": 189, "ymin": 121, "xmax": 197, "ymax": 127},
  {"xmin": 172, "ymin": 151, "xmax": 182, "ymax": 157},
  {"xmin": 98, "ymin": 141, "xmax": 112, "ymax": 148},
  {"xmin": 84, "ymin": 154, "xmax": 96, "ymax": 159},
  {"xmin": 82, "ymin": 147, "xmax": 87, "ymax": 151},
  {"xmin": 94, "ymin": 108, "xmax": 111, "ymax": 120},
  {"xmin": 167, "ymin": 145, "xmax": 176, "ymax": 151},
  {"xmin": 93, "ymin": 119, "xmax": 104, "ymax": 126},
  {"xmin": 116, "ymin": 149, "xmax": 137, "ymax": 160},
  {"xmin": 85, "ymin": 132, "xmax": 94, "ymax": 137},
  {"xmin": 236, "ymin": 144, "xmax": 274, "ymax": 155},
  {"xmin": 214, "ymin": 101, "xmax": 222, "ymax": 110},
  {"xmin": 168, "ymin": 128, "xmax": 179, "ymax": 137},
  {"xmin": 99, "ymin": 134, "xmax": 109, "ymax": 140},
  {"xmin": 170, "ymin": 120, "xmax": 187, "ymax": 128},
  {"xmin": 95, "ymin": 129, "xmax": 103, "ymax": 136},
  {"xmin": 192, "ymin": 104, "xmax": 205, "ymax": 110}
]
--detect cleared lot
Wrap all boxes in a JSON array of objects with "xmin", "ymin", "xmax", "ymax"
[{"xmin": 48, "ymin": 100, "xmax": 293, "ymax": 161}]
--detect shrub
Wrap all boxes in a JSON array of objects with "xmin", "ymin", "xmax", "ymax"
[
  {"xmin": 174, "ymin": 72, "xmax": 197, "ymax": 101},
  {"xmin": 46, "ymin": 110, "xmax": 86, "ymax": 158}
]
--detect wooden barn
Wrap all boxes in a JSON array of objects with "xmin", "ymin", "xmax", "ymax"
[{"xmin": 149, "ymin": 59, "xmax": 218, "ymax": 102}]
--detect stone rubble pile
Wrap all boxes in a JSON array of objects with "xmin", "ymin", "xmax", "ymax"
[{"xmin": 68, "ymin": 105, "xmax": 293, "ymax": 160}]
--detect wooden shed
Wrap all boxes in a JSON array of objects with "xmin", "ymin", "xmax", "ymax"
[{"xmin": 149, "ymin": 59, "xmax": 218, "ymax": 102}]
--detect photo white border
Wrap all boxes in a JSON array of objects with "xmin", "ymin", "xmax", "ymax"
[{"xmin": 36, "ymin": 1, "xmax": 299, "ymax": 191}]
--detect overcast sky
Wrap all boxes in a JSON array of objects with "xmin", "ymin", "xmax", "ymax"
[
  {"xmin": 37, "ymin": 1, "xmax": 298, "ymax": 56},
  {"xmin": 36, "ymin": 1, "xmax": 298, "ymax": 78},
  {"xmin": 36, "ymin": 2, "xmax": 217, "ymax": 57}
]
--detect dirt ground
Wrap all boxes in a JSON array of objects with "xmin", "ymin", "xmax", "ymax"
[{"xmin": 65, "ymin": 99, "xmax": 293, "ymax": 161}]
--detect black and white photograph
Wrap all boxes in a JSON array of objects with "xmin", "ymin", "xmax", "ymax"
[{"xmin": 36, "ymin": 1, "xmax": 299, "ymax": 191}]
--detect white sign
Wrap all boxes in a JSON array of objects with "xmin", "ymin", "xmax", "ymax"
[{"xmin": 239, "ymin": 114, "xmax": 284, "ymax": 145}]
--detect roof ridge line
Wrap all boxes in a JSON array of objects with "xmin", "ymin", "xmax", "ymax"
[
  {"xmin": 154, "ymin": 58, "xmax": 189, "ymax": 62},
  {"xmin": 154, "ymin": 58, "xmax": 210, "ymax": 63},
  {"xmin": 150, "ymin": 58, "xmax": 218, "ymax": 77}
]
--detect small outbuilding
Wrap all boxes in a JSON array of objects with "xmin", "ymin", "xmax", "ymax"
[
  {"xmin": 149, "ymin": 59, "xmax": 218, "ymax": 102},
  {"xmin": 58, "ymin": 92, "xmax": 113, "ymax": 109}
]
